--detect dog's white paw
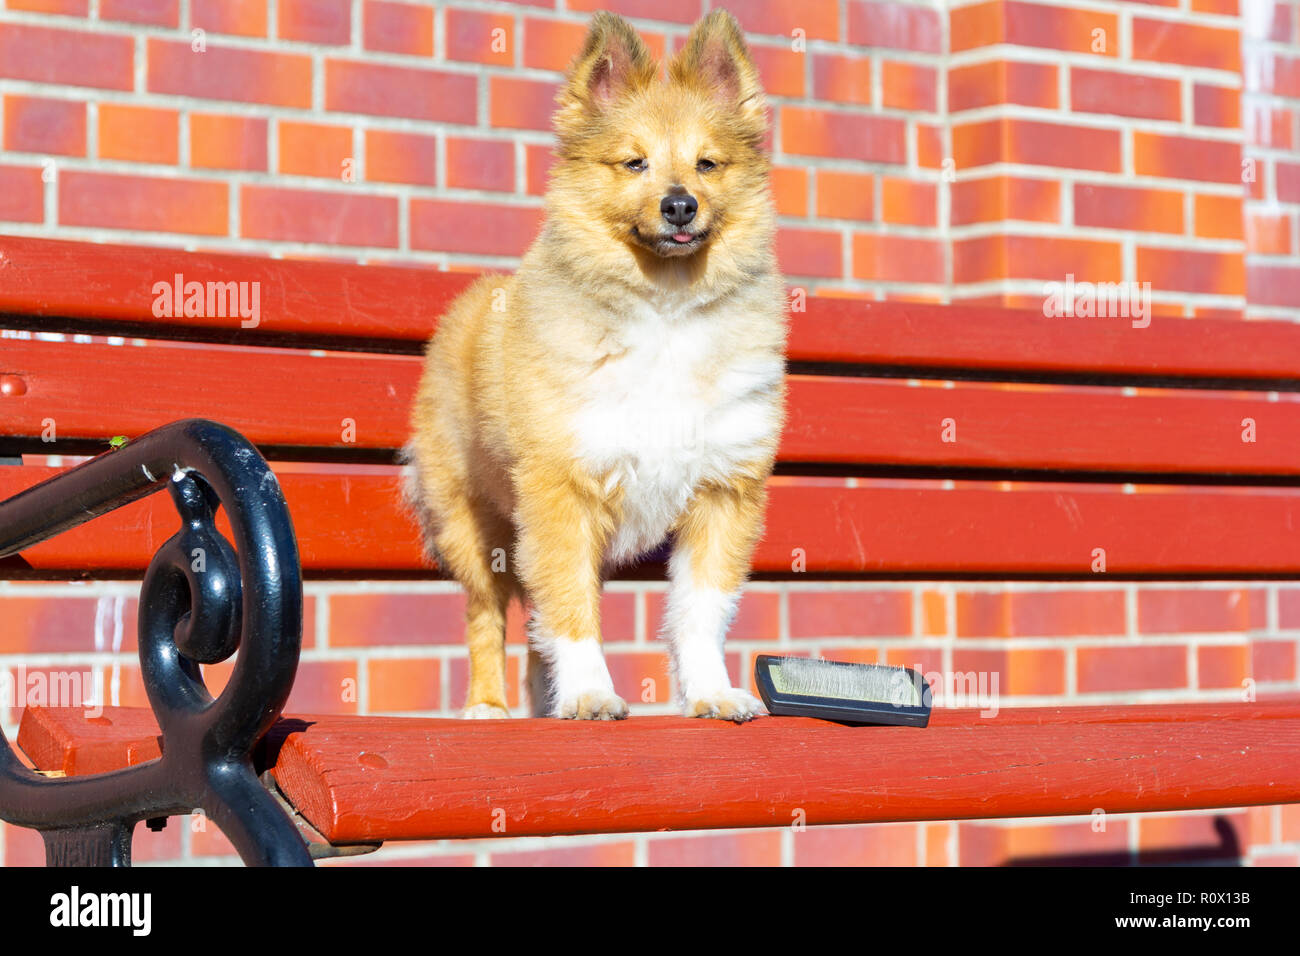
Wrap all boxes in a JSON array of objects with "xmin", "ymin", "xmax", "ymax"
[
  {"xmin": 462, "ymin": 702, "xmax": 510, "ymax": 719},
  {"xmin": 556, "ymin": 690, "xmax": 629, "ymax": 721},
  {"xmin": 684, "ymin": 687, "xmax": 767, "ymax": 722}
]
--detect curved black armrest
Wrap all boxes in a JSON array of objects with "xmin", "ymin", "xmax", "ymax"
[{"xmin": 0, "ymin": 419, "xmax": 312, "ymax": 866}]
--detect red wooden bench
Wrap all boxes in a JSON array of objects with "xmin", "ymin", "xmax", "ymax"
[{"xmin": 2, "ymin": 233, "xmax": 1299, "ymax": 865}]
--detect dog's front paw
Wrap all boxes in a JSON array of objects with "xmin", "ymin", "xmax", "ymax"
[
  {"xmin": 557, "ymin": 690, "xmax": 629, "ymax": 720},
  {"xmin": 462, "ymin": 702, "xmax": 510, "ymax": 719},
  {"xmin": 684, "ymin": 687, "xmax": 767, "ymax": 722}
]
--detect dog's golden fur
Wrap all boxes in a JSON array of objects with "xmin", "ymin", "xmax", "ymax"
[{"xmin": 406, "ymin": 9, "xmax": 787, "ymax": 720}]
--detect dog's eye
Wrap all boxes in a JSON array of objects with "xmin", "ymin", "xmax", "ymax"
[
  {"xmin": 624, "ymin": 158, "xmax": 648, "ymax": 172},
  {"xmin": 696, "ymin": 159, "xmax": 717, "ymax": 172}
]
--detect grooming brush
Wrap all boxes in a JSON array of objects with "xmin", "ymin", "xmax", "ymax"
[{"xmin": 754, "ymin": 655, "xmax": 932, "ymax": 727}]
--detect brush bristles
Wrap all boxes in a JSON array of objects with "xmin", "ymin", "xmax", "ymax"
[{"xmin": 769, "ymin": 657, "xmax": 922, "ymax": 708}]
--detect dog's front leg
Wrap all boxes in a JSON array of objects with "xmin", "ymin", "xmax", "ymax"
[
  {"xmin": 514, "ymin": 461, "xmax": 628, "ymax": 720},
  {"xmin": 664, "ymin": 470, "xmax": 770, "ymax": 721}
]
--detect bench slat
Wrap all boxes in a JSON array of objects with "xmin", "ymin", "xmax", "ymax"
[
  {"xmin": 18, "ymin": 704, "xmax": 1300, "ymax": 843},
  {"xmin": 5, "ymin": 340, "xmax": 1300, "ymax": 477},
  {"xmin": 5, "ymin": 466, "xmax": 1300, "ymax": 576},
  {"xmin": 6, "ymin": 235, "xmax": 1300, "ymax": 380}
]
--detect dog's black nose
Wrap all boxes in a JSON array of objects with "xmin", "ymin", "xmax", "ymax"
[{"xmin": 660, "ymin": 193, "xmax": 698, "ymax": 227}]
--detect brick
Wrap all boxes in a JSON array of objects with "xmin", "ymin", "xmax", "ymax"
[
  {"xmin": 446, "ymin": 137, "xmax": 515, "ymax": 192},
  {"xmin": 1248, "ymin": 265, "xmax": 1300, "ymax": 308},
  {"xmin": 812, "ymin": 53, "xmax": 871, "ymax": 106},
  {"xmin": 1076, "ymin": 644, "xmax": 1187, "ymax": 693},
  {"xmin": 191, "ymin": 0, "xmax": 268, "ymax": 36},
  {"xmin": 6, "ymin": 0, "xmax": 86, "ymax": 16},
  {"xmin": 566, "ymin": 0, "xmax": 700, "ymax": 24},
  {"xmin": 1277, "ymin": 162, "xmax": 1300, "ymax": 203},
  {"xmin": 1136, "ymin": 811, "xmax": 1246, "ymax": 863},
  {"xmin": 952, "ymin": 118, "xmax": 1003, "ymax": 168},
  {"xmin": 952, "ymin": 1, "xmax": 1118, "ymax": 57},
  {"xmin": 491, "ymin": 842, "xmax": 636, "ymax": 866},
  {"xmin": 771, "ymin": 166, "xmax": 808, "ymax": 216},
  {"xmin": 0, "ymin": 597, "xmax": 100, "ymax": 652},
  {"xmin": 489, "ymin": 77, "xmax": 557, "ymax": 132},
  {"xmin": 748, "ymin": 44, "xmax": 804, "ymax": 99},
  {"xmin": 848, "ymin": 1, "xmax": 941, "ymax": 52},
  {"xmin": 190, "ymin": 819, "xmax": 239, "ymax": 858},
  {"xmin": 605, "ymin": 651, "xmax": 672, "ymax": 704},
  {"xmin": 788, "ymin": 590, "xmax": 911, "ymax": 638},
  {"xmin": 1134, "ymin": 132, "xmax": 1241, "ymax": 184},
  {"xmin": 951, "ymin": 176, "xmax": 1059, "ymax": 225},
  {"xmin": 365, "ymin": 129, "xmax": 437, "ymax": 186},
  {"xmin": 776, "ymin": 227, "xmax": 842, "ymax": 279},
  {"xmin": 278, "ymin": 120, "xmax": 353, "ymax": 179},
  {"xmin": 956, "ymin": 590, "xmax": 1126, "ymax": 637},
  {"xmin": 1193, "ymin": 193, "xmax": 1243, "ymax": 240},
  {"xmin": 921, "ymin": 590, "xmax": 947, "ymax": 636},
  {"xmin": 60, "ymin": 171, "xmax": 227, "ymax": 236},
  {"xmin": 1197, "ymin": 644, "xmax": 1250, "ymax": 689},
  {"xmin": 525, "ymin": 143, "xmax": 556, "ymax": 196},
  {"xmin": 278, "ymin": 0, "xmax": 351, "ymax": 44},
  {"xmin": 949, "ymin": 60, "xmax": 1057, "ymax": 111},
  {"xmin": 101, "ymin": 0, "xmax": 178, "ymax": 26},
  {"xmin": 1071, "ymin": 68, "xmax": 1181, "ymax": 121},
  {"xmin": 853, "ymin": 233, "xmax": 944, "ymax": 283},
  {"xmin": 1008, "ymin": 119, "xmax": 1121, "ymax": 173},
  {"xmin": 326, "ymin": 60, "xmax": 477, "ymax": 124},
  {"xmin": 524, "ymin": 18, "xmax": 588, "ymax": 72},
  {"xmin": 881, "ymin": 61, "xmax": 936, "ymax": 112},
  {"xmin": 916, "ymin": 122, "xmax": 943, "ymax": 169},
  {"xmin": 1194, "ymin": 84, "xmax": 1240, "ymax": 129},
  {"xmin": 960, "ymin": 819, "xmax": 1130, "ymax": 866},
  {"xmin": 1074, "ymin": 183, "xmax": 1184, "ymax": 234},
  {"xmin": 364, "ymin": 0, "xmax": 434, "ymax": 56},
  {"xmin": 329, "ymin": 593, "xmax": 465, "ymax": 646},
  {"xmin": 368, "ymin": 657, "xmax": 441, "ymax": 711},
  {"xmin": 445, "ymin": 9, "xmax": 514, "ymax": 66},
  {"xmin": 1136, "ymin": 247, "xmax": 1245, "ymax": 297},
  {"xmin": 781, "ymin": 107, "xmax": 905, "ymax": 164},
  {"xmin": 286, "ymin": 659, "xmax": 359, "ymax": 713},
  {"xmin": 410, "ymin": 200, "xmax": 543, "ymax": 256},
  {"xmin": 1139, "ymin": 588, "xmax": 1266, "ymax": 633},
  {"xmin": 951, "ymin": 648, "xmax": 1067, "ymax": 696},
  {"xmin": 148, "ymin": 39, "xmax": 311, "ymax": 108},
  {"xmin": 793, "ymin": 822, "xmax": 918, "ymax": 865},
  {"xmin": 926, "ymin": 822, "xmax": 951, "ymax": 866},
  {"xmin": 649, "ymin": 831, "xmax": 782, "ymax": 866},
  {"xmin": 816, "ymin": 170, "xmax": 873, "ymax": 221},
  {"xmin": 1247, "ymin": 211, "xmax": 1292, "ymax": 255},
  {"xmin": 645, "ymin": 590, "xmax": 778, "ymax": 642},
  {"xmin": 0, "ymin": 23, "xmax": 133, "ymax": 91},
  {"xmin": 881, "ymin": 176, "xmax": 936, "ymax": 226},
  {"xmin": 1133, "ymin": 18, "xmax": 1240, "ymax": 73},
  {"xmin": 732, "ymin": 0, "xmax": 839, "ymax": 42},
  {"xmin": 240, "ymin": 186, "xmax": 397, "ymax": 246},
  {"xmin": 1245, "ymin": 105, "xmax": 1292, "ymax": 151},
  {"xmin": 97, "ymin": 104, "xmax": 178, "ymax": 165},
  {"xmin": 190, "ymin": 114, "xmax": 267, "ymax": 171},
  {"xmin": 3, "ymin": 96, "xmax": 85, "ymax": 157},
  {"xmin": 0, "ymin": 166, "xmax": 44, "ymax": 223},
  {"xmin": 954, "ymin": 235, "xmax": 1122, "ymax": 283}
]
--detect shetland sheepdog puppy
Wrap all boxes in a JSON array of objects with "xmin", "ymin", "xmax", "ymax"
[{"xmin": 405, "ymin": 9, "xmax": 787, "ymax": 721}]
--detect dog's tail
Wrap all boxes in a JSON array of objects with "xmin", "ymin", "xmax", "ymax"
[{"xmin": 397, "ymin": 442, "xmax": 442, "ymax": 568}]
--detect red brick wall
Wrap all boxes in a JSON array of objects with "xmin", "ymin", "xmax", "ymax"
[{"xmin": 1, "ymin": 0, "xmax": 1299, "ymax": 866}]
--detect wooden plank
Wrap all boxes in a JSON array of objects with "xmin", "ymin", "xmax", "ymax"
[
  {"xmin": 6, "ymin": 235, "xmax": 1300, "ymax": 381},
  {"xmin": 21, "ymin": 703, "xmax": 1300, "ymax": 843},
  {"xmin": 5, "ymin": 466, "xmax": 1300, "ymax": 576},
  {"xmin": 5, "ymin": 340, "xmax": 1300, "ymax": 475}
]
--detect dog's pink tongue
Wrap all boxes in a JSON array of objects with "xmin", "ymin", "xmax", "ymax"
[{"xmin": 673, "ymin": 232, "xmax": 693, "ymax": 243}]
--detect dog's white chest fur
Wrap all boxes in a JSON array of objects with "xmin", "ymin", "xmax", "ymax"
[{"xmin": 571, "ymin": 298, "xmax": 782, "ymax": 566}]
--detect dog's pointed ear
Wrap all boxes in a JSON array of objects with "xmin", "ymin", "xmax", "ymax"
[
  {"xmin": 557, "ymin": 12, "xmax": 656, "ymax": 121},
  {"xmin": 670, "ymin": 10, "xmax": 764, "ymax": 116}
]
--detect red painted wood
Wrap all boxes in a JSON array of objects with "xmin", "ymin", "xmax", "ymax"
[
  {"xmin": 6, "ymin": 466, "xmax": 1300, "ymax": 576},
  {"xmin": 21, "ymin": 703, "xmax": 1300, "ymax": 843},
  {"xmin": 5, "ymin": 340, "xmax": 1299, "ymax": 476},
  {"xmin": 6, "ymin": 235, "xmax": 1300, "ymax": 380},
  {"xmin": 0, "ymin": 234, "xmax": 474, "ymax": 341}
]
